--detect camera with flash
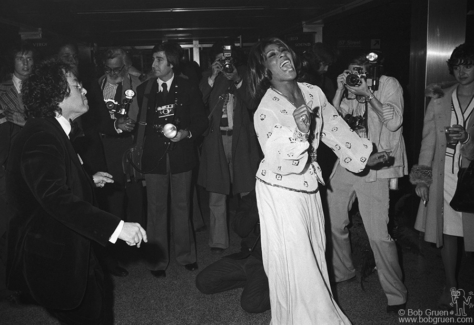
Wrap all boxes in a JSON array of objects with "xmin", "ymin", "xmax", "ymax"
[
  {"xmin": 345, "ymin": 52, "xmax": 382, "ymax": 91},
  {"xmin": 105, "ymin": 89, "xmax": 136, "ymax": 116},
  {"xmin": 219, "ymin": 45, "xmax": 234, "ymax": 73}
]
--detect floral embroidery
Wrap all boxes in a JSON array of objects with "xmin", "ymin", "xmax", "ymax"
[
  {"xmin": 276, "ymin": 174, "xmax": 282, "ymax": 181},
  {"xmin": 360, "ymin": 157, "xmax": 367, "ymax": 163}
]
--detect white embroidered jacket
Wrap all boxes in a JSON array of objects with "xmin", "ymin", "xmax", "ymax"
[{"xmin": 254, "ymin": 82, "xmax": 372, "ymax": 193}]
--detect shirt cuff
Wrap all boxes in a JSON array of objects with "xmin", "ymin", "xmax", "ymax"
[
  {"xmin": 235, "ymin": 79, "xmax": 243, "ymax": 89},
  {"xmin": 114, "ymin": 120, "xmax": 123, "ymax": 134},
  {"xmin": 293, "ymin": 128, "xmax": 309, "ymax": 142},
  {"xmin": 109, "ymin": 220, "xmax": 124, "ymax": 244}
]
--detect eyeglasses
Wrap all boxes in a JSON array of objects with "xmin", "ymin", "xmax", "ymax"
[{"xmin": 104, "ymin": 65, "xmax": 125, "ymax": 75}]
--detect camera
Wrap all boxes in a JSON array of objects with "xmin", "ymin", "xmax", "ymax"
[
  {"xmin": 220, "ymin": 45, "xmax": 234, "ymax": 73},
  {"xmin": 153, "ymin": 123, "xmax": 177, "ymax": 139},
  {"xmin": 345, "ymin": 67, "xmax": 366, "ymax": 87},
  {"xmin": 105, "ymin": 89, "xmax": 135, "ymax": 116},
  {"xmin": 344, "ymin": 52, "xmax": 382, "ymax": 91}
]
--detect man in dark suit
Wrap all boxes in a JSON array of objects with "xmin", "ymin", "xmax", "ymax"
[
  {"xmin": 137, "ymin": 42, "xmax": 208, "ymax": 278},
  {"xmin": 5, "ymin": 59, "xmax": 147, "ymax": 324}
]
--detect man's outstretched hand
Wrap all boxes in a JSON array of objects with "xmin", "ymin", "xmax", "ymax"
[{"xmin": 119, "ymin": 223, "xmax": 147, "ymax": 248}]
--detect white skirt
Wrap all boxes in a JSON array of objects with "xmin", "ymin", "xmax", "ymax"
[{"xmin": 256, "ymin": 180, "xmax": 350, "ymax": 325}]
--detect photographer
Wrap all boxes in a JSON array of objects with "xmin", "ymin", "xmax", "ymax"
[
  {"xmin": 138, "ymin": 42, "xmax": 208, "ymax": 278},
  {"xmin": 327, "ymin": 51, "xmax": 408, "ymax": 313},
  {"xmin": 197, "ymin": 42, "xmax": 260, "ymax": 255}
]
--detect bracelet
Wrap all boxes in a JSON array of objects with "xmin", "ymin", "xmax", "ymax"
[{"xmin": 366, "ymin": 94, "xmax": 375, "ymax": 101}]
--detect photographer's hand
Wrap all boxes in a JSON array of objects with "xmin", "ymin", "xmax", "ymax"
[
  {"xmin": 170, "ymin": 130, "xmax": 190, "ymax": 142},
  {"xmin": 210, "ymin": 59, "xmax": 222, "ymax": 82},
  {"xmin": 336, "ymin": 72, "xmax": 348, "ymax": 90},
  {"xmin": 116, "ymin": 116, "xmax": 135, "ymax": 132},
  {"xmin": 345, "ymin": 78, "xmax": 371, "ymax": 97}
]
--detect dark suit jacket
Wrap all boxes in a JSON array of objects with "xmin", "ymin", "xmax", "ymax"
[
  {"xmin": 6, "ymin": 117, "xmax": 121, "ymax": 310},
  {"xmin": 137, "ymin": 76, "xmax": 208, "ymax": 174}
]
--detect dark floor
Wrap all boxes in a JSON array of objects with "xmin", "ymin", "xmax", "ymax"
[{"xmin": 1, "ymin": 186, "xmax": 474, "ymax": 325}]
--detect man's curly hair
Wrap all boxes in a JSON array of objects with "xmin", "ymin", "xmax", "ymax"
[{"xmin": 22, "ymin": 59, "xmax": 73, "ymax": 119}]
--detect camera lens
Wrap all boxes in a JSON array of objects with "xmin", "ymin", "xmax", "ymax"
[
  {"xmin": 223, "ymin": 63, "xmax": 233, "ymax": 73},
  {"xmin": 346, "ymin": 74, "xmax": 361, "ymax": 87}
]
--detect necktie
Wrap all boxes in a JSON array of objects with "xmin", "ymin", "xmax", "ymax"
[{"xmin": 161, "ymin": 83, "xmax": 168, "ymax": 102}]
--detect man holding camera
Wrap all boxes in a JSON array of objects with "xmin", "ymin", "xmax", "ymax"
[
  {"xmin": 95, "ymin": 48, "xmax": 144, "ymax": 226},
  {"xmin": 137, "ymin": 42, "xmax": 207, "ymax": 278},
  {"xmin": 327, "ymin": 52, "xmax": 408, "ymax": 313},
  {"xmin": 198, "ymin": 42, "xmax": 260, "ymax": 255},
  {"xmin": 89, "ymin": 48, "xmax": 145, "ymax": 277}
]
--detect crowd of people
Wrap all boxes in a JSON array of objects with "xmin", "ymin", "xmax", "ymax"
[{"xmin": 0, "ymin": 37, "xmax": 472, "ymax": 325}]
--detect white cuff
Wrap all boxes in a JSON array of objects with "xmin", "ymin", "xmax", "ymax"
[
  {"xmin": 109, "ymin": 220, "xmax": 124, "ymax": 243},
  {"xmin": 114, "ymin": 120, "xmax": 123, "ymax": 134}
]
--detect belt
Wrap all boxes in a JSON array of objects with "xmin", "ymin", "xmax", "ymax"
[{"xmin": 220, "ymin": 129, "xmax": 233, "ymax": 136}]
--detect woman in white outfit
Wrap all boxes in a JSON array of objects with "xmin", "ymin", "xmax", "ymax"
[{"xmin": 247, "ymin": 37, "xmax": 390, "ymax": 325}]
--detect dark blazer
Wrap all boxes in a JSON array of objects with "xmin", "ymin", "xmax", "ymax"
[
  {"xmin": 6, "ymin": 117, "xmax": 121, "ymax": 310},
  {"xmin": 197, "ymin": 66, "xmax": 261, "ymax": 195},
  {"xmin": 137, "ymin": 76, "xmax": 208, "ymax": 174}
]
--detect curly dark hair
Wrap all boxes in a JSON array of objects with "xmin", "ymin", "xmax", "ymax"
[
  {"xmin": 447, "ymin": 43, "xmax": 474, "ymax": 75},
  {"xmin": 247, "ymin": 37, "xmax": 300, "ymax": 105},
  {"xmin": 22, "ymin": 59, "xmax": 73, "ymax": 119}
]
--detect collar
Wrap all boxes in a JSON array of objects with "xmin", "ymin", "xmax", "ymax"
[
  {"xmin": 158, "ymin": 74, "xmax": 174, "ymax": 92},
  {"xmin": 12, "ymin": 74, "xmax": 22, "ymax": 94},
  {"xmin": 55, "ymin": 114, "xmax": 72, "ymax": 138}
]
